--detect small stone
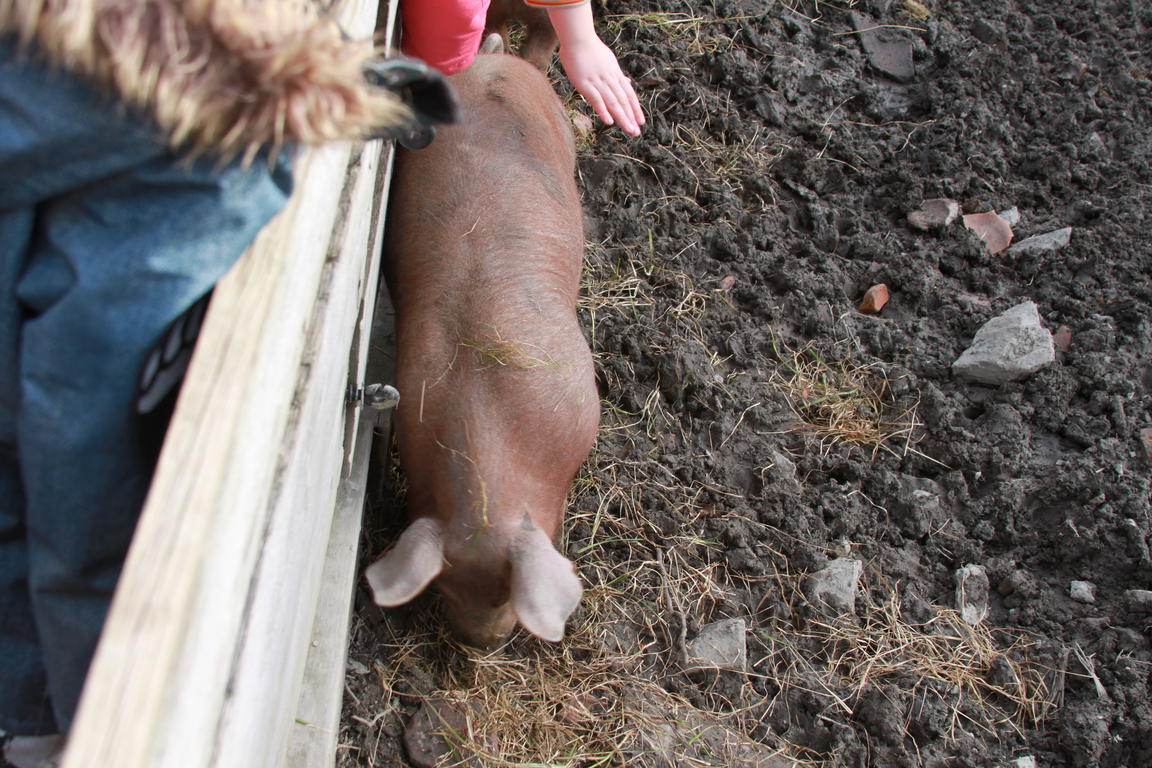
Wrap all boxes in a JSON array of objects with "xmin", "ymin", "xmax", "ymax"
[
  {"xmin": 346, "ymin": 658, "xmax": 370, "ymax": 675},
  {"xmin": 1007, "ymin": 227, "xmax": 1073, "ymax": 254},
  {"xmin": 858, "ymin": 283, "xmax": 890, "ymax": 314},
  {"xmin": 1083, "ymin": 132, "xmax": 1108, "ymax": 159},
  {"xmin": 953, "ymin": 301, "xmax": 1056, "ymax": 385},
  {"xmin": 571, "ymin": 113, "xmax": 594, "ymax": 136},
  {"xmin": 963, "ymin": 211, "xmax": 1014, "ymax": 254},
  {"xmin": 404, "ymin": 697, "xmax": 494, "ymax": 768},
  {"xmin": 804, "ymin": 558, "xmax": 863, "ymax": 615},
  {"xmin": 1069, "ymin": 580, "xmax": 1097, "ymax": 604},
  {"xmin": 972, "ymin": 19, "xmax": 1005, "ymax": 45},
  {"xmin": 686, "ymin": 617, "xmax": 748, "ymax": 671},
  {"xmin": 1012, "ymin": 757, "xmax": 1038, "ymax": 768},
  {"xmin": 1124, "ymin": 589, "xmax": 1152, "ymax": 613},
  {"xmin": 907, "ymin": 198, "xmax": 961, "ymax": 231},
  {"xmin": 767, "ymin": 448, "xmax": 799, "ymax": 485},
  {"xmin": 998, "ymin": 206, "xmax": 1021, "ymax": 226},
  {"xmin": 998, "ymin": 570, "xmax": 1027, "ymax": 596},
  {"xmin": 956, "ymin": 564, "xmax": 990, "ymax": 625},
  {"xmin": 1052, "ymin": 325, "xmax": 1072, "ymax": 354},
  {"xmin": 1139, "ymin": 427, "xmax": 1152, "ymax": 465},
  {"xmin": 851, "ymin": 11, "xmax": 915, "ymax": 82}
]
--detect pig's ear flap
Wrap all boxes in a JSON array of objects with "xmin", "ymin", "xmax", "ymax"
[
  {"xmin": 509, "ymin": 526, "xmax": 583, "ymax": 642},
  {"xmin": 480, "ymin": 33, "xmax": 505, "ymax": 55},
  {"xmin": 365, "ymin": 517, "xmax": 445, "ymax": 606}
]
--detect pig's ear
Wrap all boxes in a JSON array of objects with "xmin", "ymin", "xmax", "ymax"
[
  {"xmin": 509, "ymin": 527, "xmax": 583, "ymax": 642},
  {"xmin": 365, "ymin": 517, "xmax": 445, "ymax": 606},
  {"xmin": 480, "ymin": 33, "xmax": 505, "ymax": 55}
]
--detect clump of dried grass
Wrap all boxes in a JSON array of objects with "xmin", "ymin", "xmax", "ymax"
[{"xmin": 768, "ymin": 337, "xmax": 924, "ymax": 459}]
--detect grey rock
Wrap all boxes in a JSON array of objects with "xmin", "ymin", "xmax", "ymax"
[
  {"xmin": 1007, "ymin": 227, "xmax": 1073, "ymax": 254},
  {"xmin": 851, "ymin": 11, "xmax": 915, "ymax": 82},
  {"xmin": 998, "ymin": 206, "xmax": 1021, "ymax": 226},
  {"xmin": 1083, "ymin": 132, "xmax": 1108, "ymax": 160},
  {"xmin": 972, "ymin": 19, "xmax": 1006, "ymax": 45},
  {"xmin": 956, "ymin": 564, "xmax": 990, "ymax": 625},
  {"xmin": 804, "ymin": 558, "xmax": 863, "ymax": 614},
  {"xmin": 907, "ymin": 198, "xmax": 961, "ymax": 231},
  {"xmin": 953, "ymin": 301, "xmax": 1055, "ymax": 385},
  {"xmin": 1124, "ymin": 589, "xmax": 1152, "ymax": 613},
  {"xmin": 769, "ymin": 448, "xmax": 799, "ymax": 484},
  {"xmin": 1012, "ymin": 757, "xmax": 1038, "ymax": 768},
  {"xmin": 686, "ymin": 618, "xmax": 747, "ymax": 672},
  {"xmin": 404, "ymin": 697, "xmax": 493, "ymax": 768},
  {"xmin": 1069, "ymin": 580, "xmax": 1097, "ymax": 604}
]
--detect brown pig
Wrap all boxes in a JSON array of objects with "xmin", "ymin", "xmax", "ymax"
[{"xmin": 365, "ymin": 51, "xmax": 599, "ymax": 647}]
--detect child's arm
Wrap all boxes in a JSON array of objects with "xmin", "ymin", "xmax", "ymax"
[{"xmin": 533, "ymin": 2, "xmax": 645, "ymax": 136}]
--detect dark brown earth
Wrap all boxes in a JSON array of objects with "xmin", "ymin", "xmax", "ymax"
[{"xmin": 341, "ymin": 1, "xmax": 1152, "ymax": 766}]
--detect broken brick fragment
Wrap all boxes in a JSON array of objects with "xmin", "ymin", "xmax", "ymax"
[
  {"xmin": 858, "ymin": 284, "xmax": 890, "ymax": 314},
  {"xmin": 963, "ymin": 212, "xmax": 1014, "ymax": 254}
]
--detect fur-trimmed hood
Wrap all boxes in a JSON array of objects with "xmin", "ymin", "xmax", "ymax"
[{"xmin": 0, "ymin": 0, "xmax": 412, "ymax": 161}]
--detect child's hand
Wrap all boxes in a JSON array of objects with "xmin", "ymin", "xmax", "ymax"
[
  {"xmin": 558, "ymin": 37, "xmax": 645, "ymax": 136},
  {"xmin": 547, "ymin": 4, "xmax": 645, "ymax": 137}
]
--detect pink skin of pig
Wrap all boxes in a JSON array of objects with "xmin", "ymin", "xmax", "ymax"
[{"xmin": 365, "ymin": 52, "xmax": 600, "ymax": 647}]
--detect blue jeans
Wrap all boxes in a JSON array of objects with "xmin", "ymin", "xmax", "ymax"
[{"xmin": 0, "ymin": 42, "xmax": 293, "ymax": 734}]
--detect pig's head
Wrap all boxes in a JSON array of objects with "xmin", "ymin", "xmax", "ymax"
[{"xmin": 365, "ymin": 514, "xmax": 582, "ymax": 647}]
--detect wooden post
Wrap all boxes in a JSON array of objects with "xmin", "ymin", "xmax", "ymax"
[{"xmin": 59, "ymin": 1, "xmax": 400, "ymax": 766}]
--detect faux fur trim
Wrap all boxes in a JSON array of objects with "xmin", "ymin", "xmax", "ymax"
[{"xmin": 0, "ymin": 0, "xmax": 413, "ymax": 162}]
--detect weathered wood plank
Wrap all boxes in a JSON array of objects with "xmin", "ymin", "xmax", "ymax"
[
  {"xmin": 285, "ymin": 164, "xmax": 399, "ymax": 768},
  {"xmin": 212, "ymin": 139, "xmax": 387, "ymax": 768},
  {"xmin": 60, "ymin": 0, "xmax": 396, "ymax": 764}
]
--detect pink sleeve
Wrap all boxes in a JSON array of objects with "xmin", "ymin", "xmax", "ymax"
[
  {"xmin": 522, "ymin": 0, "xmax": 589, "ymax": 6},
  {"xmin": 401, "ymin": 0, "xmax": 490, "ymax": 75}
]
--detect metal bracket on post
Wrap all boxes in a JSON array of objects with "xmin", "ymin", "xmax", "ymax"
[{"xmin": 346, "ymin": 382, "xmax": 400, "ymax": 411}]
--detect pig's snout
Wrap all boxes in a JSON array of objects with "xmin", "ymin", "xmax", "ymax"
[
  {"xmin": 366, "ymin": 518, "xmax": 583, "ymax": 644},
  {"xmin": 440, "ymin": 596, "xmax": 519, "ymax": 649}
]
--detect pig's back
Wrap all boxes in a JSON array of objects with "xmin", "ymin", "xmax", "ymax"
[{"xmin": 387, "ymin": 52, "xmax": 583, "ymax": 314}]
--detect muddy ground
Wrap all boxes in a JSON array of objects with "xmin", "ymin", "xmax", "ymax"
[{"xmin": 340, "ymin": 1, "xmax": 1152, "ymax": 766}]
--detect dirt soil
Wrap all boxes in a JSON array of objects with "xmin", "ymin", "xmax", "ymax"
[{"xmin": 340, "ymin": 1, "xmax": 1152, "ymax": 766}]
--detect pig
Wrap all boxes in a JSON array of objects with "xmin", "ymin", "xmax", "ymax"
[
  {"xmin": 365, "ymin": 50, "xmax": 599, "ymax": 647},
  {"xmin": 484, "ymin": 0, "xmax": 559, "ymax": 71}
]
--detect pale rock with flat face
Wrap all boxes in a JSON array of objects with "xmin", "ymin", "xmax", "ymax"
[
  {"xmin": 907, "ymin": 198, "xmax": 961, "ymax": 231},
  {"xmin": 1007, "ymin": 227, "xmax": 1072, "ymax": 254},
  {"xmin": 953, "ymin": 301, "xmax": 1055, "ymax": 385},
  {"xmin": 686, "ymin": 617, "xmax": 748, "ymax": 672},
  {"xmin": 1070, "ymin": 580, "xmax": 1097, "ymax": 603},
  {"xmin": 956, "ymin": 564, "xmax": 990, "ymax": 625},
  {"xmin": 804, "ymin": 558, "xmax": 863, "ymax": 615}
]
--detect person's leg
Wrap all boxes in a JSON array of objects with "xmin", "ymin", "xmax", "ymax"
[
  {"xmin": 0, "ymin": 39, "xmax": 171, "ymax": 738},
  {"xmin": 0, "ymin": 208, "xmax": 57, "ymax": 737},
  {"xmin": 16, "ymin": 150, "xmax": 292, "ymax": 731}
]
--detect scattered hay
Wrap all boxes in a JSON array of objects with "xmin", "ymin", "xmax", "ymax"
[
  {"xmin": 604, "ymin": 11, "xmax": 731, "ymax": 56},
  {"xmin": 361, "ymin": 565, "xmax": 776, "ymax": 767},
  {"xmin": 768, "ymin": 337, "xmax": 925, "ymax": 459},
  {"xmin": 759, "ymin": 572, "xmax": 1054, "ymax": 743}
]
